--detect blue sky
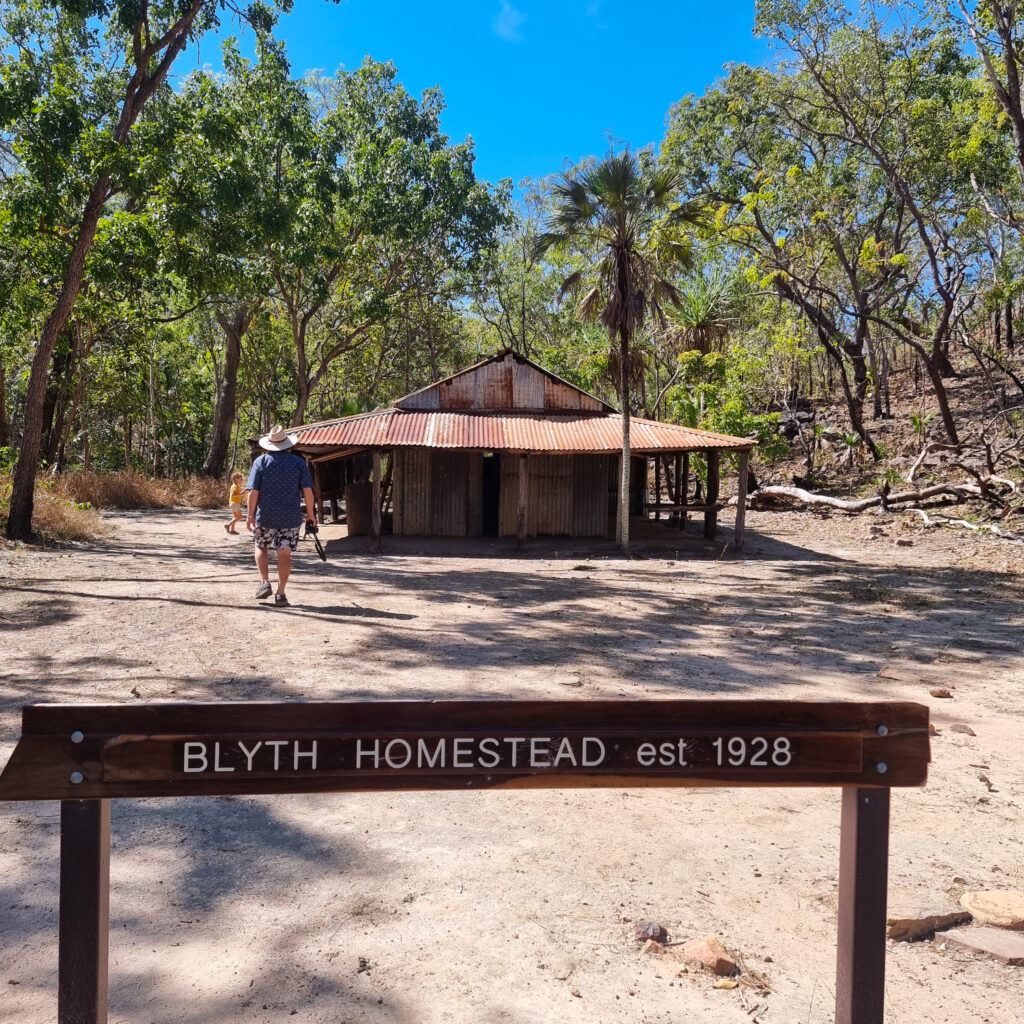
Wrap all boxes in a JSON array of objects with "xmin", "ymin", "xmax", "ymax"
[{"xmin": 182, "ymin": 1, "xmax": 768, "ymax": 188}]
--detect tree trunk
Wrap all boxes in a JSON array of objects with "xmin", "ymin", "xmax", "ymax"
[
  {"xmin": 202, "ymin": 306, "xmax": 250, "ymax": 478},
  {"xmin": 925, "ymin": 355, "xmax": 960, "ymax": 446},
  {"xmin": 123, "ymin": 415, "xmax": 133, "ymax": 470},
  {"xmin": 1007, "ymin": 298, "xmax": 1015, "ymax": 354},
  {"xmin": 879, "ymin": 339, "xmax": 891, "ymax": 419},
  {"xmin": 618, "ymin": 325, "xmax": 631, "ymax": 554},
  {"xmin": 866, "ymin": 326, "xmax": 882, "ymax": 420},
  {"xmin": 4, "ymin": 1, "xmax": 207, "ymax": 539},
  {"xmin": 0, "ymin": 361, "xmax": 7, "ymax": 449},
  {"xmin": 292, "ymin": 378, "xmax": 310, "ymax": 429},
  {"xmin": 41, "ymin": 335, "xmax": 75, "ymax": 468},
  {"xmin": 6, "ymin": 175, "xmax": 111, "ymax": 538}
]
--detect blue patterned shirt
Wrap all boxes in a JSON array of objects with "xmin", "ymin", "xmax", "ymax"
[{"xmin": 247, "ymin": 452, "xmax": 314, "ymax": 528}]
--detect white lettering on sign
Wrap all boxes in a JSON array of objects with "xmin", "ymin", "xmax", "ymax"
[
  {"xmin": 293, "ymin": 741, "xmax": 318, "ymax": 770},
  {"xmin": 183, "ymin": 742, "xmax": 208, "ymax": 773},
  {"xmin": 238, "ymin": 741, "xmax": 262, "ymax": 771},
  {"xmin": 418, "ymin": 738, "xmax": 446, "ymax": 768},
  {"xmin": 180, "ymin": 740, "xmax": 322, "ymax": 774},
  {"xmin": 582, "ymin": 737, "xmax": 605, "ymax": 767},
  {"xmin": 478, "ymin": 738, "xmax": 500, "ymax": 768},
  {"xmin": 356, "ymin": 739, "xmax": 379, "ymax": 768},
  {"xmin": 503, "ymin": 737, "xmax": 526, "ymax": 766},
  {"xmin": 213, "ymin": 742, "xmax": 234, "ymax": 773},
  {"xmin": 553, "ymin": 737, "xmax": 577, "ymax": 766},
  {"xmin": 345, "ymin": 735, "xmax": 608, "ymax": 771},
  {"xmin": 637, "ymin": 739, "xmax": 689, "ymax": 767},
  {"xmin": 453, "ymin": 738, "xmax": 473, "ymax": 768},
  {"xmin": 385, "ymin": 739, "xmax": 412, "ymax": 769},
  {"xmin": 174, "ymin": 734, "xmax": 804, "ymax": 777},
  {"xmin": 265, "ymin": 740, "xmax": 288, "ymax": 770},
  {"xmin": 711, "ymin": 736, "xmax": 793, "ymax": 767}
]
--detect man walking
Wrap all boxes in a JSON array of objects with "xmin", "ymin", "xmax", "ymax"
[{"xmin": 246, "ymin": 425, "xmax": 316, "ymax": 606}]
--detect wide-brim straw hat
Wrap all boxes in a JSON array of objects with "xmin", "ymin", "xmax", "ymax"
[{"xmin": 258, "ymin": 424, "xmax": 298, "ymax": 451}]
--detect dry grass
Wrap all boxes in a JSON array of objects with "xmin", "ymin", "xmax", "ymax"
[
  {"xmin": 0, "ymin": 475, "xmax": 109, "ymax": 544},
  {"xmin": 51, "ymin": 471, "xmax": 225, "ymax": 510},
  {"xmin": 0, "ymin": 471, "xmax": 226, "ymax": 546}
]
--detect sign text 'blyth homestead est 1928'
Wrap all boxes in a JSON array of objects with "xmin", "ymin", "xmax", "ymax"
[{"xmin": 0, "ymin": 699, "xmax": 930, "ymax": 800}]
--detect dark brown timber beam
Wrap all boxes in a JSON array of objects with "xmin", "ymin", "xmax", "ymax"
[{"xmin": 704, "ymin": 449, "xmax": 720, "ymax": 540}]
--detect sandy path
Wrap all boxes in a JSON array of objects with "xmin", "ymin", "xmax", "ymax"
[{"xmin": 1, "ymin": 509, "xmax": 1022, "ymax": 1023}]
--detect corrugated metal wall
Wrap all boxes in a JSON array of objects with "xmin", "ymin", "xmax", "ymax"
[
  {"xmin": 431, "ymin": 452, "xmax": 468, "ymax": 536},
  {"xmin": 572, "ymin": 455, "xmax": 610, "ymax": 536},
  {"xmin": 466, "ymin": 453, "xmax": 483, "ymax": 537},
  {"xmin": 395, "ymin": 449, "xmax": 612, "ymax": 539},
  {"xmin": 394, "ymin": 450, "xmax": 485, "ymax": 537},
  {"xmin": 497, "ymin": 454, "xmax": 611, "ymax": 538}
]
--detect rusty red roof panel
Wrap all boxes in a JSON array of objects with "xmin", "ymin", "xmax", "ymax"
[{"xmin": 295, "ymin": 410, "xmax": 754, "ymax": 453}]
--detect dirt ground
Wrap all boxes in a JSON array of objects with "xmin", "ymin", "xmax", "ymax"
[{"xmin": 1, "ymin": 507, "xmax": 1022, "ymax": 1023}]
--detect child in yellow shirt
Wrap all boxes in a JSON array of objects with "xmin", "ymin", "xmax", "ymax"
[{"xmin": 224, "ymin": 472, "xmax": 247, "ymax": 534}]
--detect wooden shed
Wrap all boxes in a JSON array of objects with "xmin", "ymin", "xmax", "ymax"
[{"xmin": 294, "ymin": 351, "xmax": 756, "ymax": 546}]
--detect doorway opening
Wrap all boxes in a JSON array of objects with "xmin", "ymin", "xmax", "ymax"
[{"xmin": 482, "ymin": 453, "xmax": 501, "ymax": 535}]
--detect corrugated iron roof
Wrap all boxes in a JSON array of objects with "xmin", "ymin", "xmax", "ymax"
[{"xmin": 295, "ymin": 409, "xmax": 754, "ymax": 454}]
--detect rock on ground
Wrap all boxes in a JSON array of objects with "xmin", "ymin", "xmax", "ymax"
[
  {"xmin": 887, "ymin": 906, "xmax": 972, "ymax": 942},
  {"xmin": 679, "ymin": 934, "xmax": 738, "ymax": 976},
  {"xmin": 944, "ymin": 927, "xmax": 1024, "ymax": 965},
  {"xmin": 959, "ymin": 891, "xmax": 1024, "ymax": 929},
  {"xmin": 633, "ymin": 920, "xmax": 667, "ymax": 943}
]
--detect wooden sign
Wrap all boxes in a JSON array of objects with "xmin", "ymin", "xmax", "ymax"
[
  {"xmin": 0, "ymin": 699, "xmax": 932, "ymax": 1024},
  {"xmin": 0, "ymin": 699, "xmax": 930, "ymax": 801}
]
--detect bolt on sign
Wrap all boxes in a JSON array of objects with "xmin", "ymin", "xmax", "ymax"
[{"xmin": 0, "ymin": 699, "xmax": 930, "ymax": 1024}]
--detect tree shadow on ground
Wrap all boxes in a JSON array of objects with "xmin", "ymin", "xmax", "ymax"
[
  {"xmin": 4, "ymin": 549, "xmax": 1021, "ymax": 699},
  {"xmin": 0, "ymin": 794, "xmax": 419, "ymax": 1023}
]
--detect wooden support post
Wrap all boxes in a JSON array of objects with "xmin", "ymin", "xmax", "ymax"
[
  {"xmin": 835, "ymin": 787, "xmax": 890, "ymax": 1024},
  {"xmin": 516, "ymin": 453, "xmax": 529, "ymax": 550},
  {"xmin": 735, "ymin": 450, "xmax": 749, "ymax": 548},
  {"xmin": 653, "ymin": 456, "xmax": 661, "ymax": 520},
  {"xmin": 672, "ymin": 454, "xmax": 682, "ymax": 527},
  {"xmin": 680, "ymin": 453, "xmax": 689, "ymax": 529},
  {"xmin": 312, "ymin": 462, "xmax": 324, "ymax": 525},
  {"xmin": 59, "ymin": 800, "xmax": 110, "ymax": 1024},
  {"xmin": 703, "ymin": 449, "xmax": 720, "ymax": 540},
  {"xmin": 371, "ymin": 449, "xmax": 382, "ymax": 552}
]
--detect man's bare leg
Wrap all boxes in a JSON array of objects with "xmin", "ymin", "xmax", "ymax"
[
  {"xmin": 255, "ymin": 544, "xmax": 270, "ymax": 581},
  {"xmin": 276, "ymin": 547, "xmax": 291, "ymax": 594}
]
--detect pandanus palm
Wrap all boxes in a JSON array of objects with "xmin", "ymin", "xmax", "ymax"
[
  {"xmin": 535, "ymin": 151, "xmax": 693, "ymax": 552},
  {"xmin": 663, "ymin": 267, "xmax": 739, "ymax": 356}
]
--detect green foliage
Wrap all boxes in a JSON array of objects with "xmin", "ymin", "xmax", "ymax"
[{"xmin": 666, "ymin": 351, "xmax": 789, "ymax": 464}]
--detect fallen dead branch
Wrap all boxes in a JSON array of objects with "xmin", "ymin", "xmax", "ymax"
[
  {"xmin": 903, "ymin": 508, "xmax": 1024, "ymax": 544},
  {"xmin": 746, "ymin": 481, "xmax": 990, "ymax": 513},
  {"xmin": 743, "ymin": 474, "xmax": 1024, "ymax": 542}
]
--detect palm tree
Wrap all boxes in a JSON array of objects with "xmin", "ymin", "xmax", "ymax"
[
  {"xmin": 536, "ymin": 150, "xmax": 693, "ymax": 552},
  {"xmin": 663, "ymin": 267, "xmax": 739, "ymax": 356}
]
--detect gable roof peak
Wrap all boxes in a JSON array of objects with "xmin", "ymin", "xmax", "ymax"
[{"xmin": 394, "ymin": 349, "xmax": 615, "ymax": 414}]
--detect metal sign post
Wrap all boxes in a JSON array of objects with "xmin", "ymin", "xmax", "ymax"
[{"xmin": 0, "ymin": 699, "xmax": 930, "ymax": 1024}]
